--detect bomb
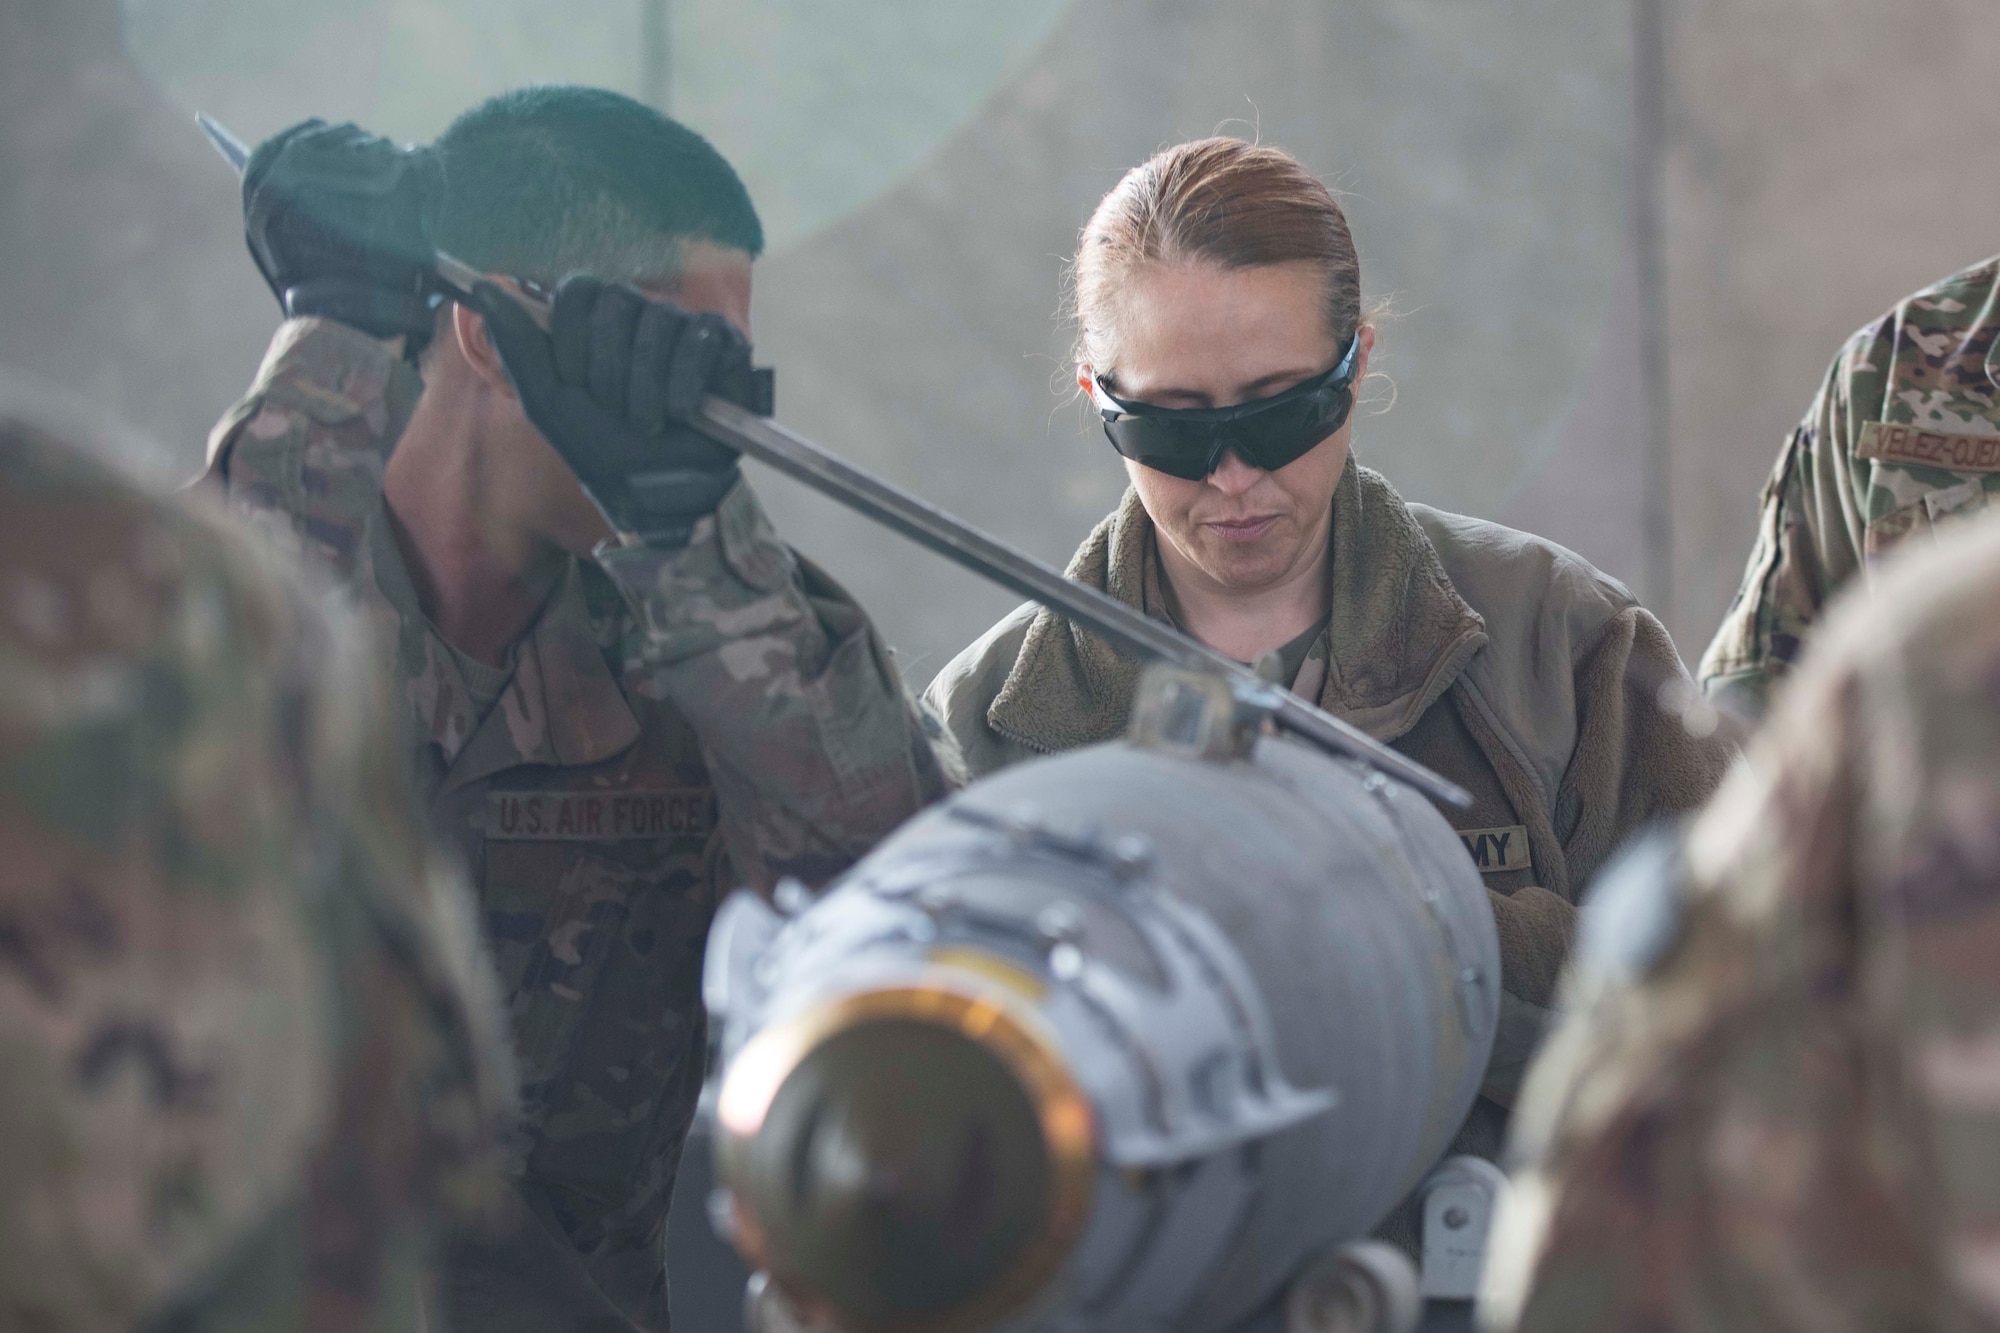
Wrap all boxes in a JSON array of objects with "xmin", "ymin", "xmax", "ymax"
[{"xmin": 703, "ymin": 667, "xmax": 1500, "ymax": 1333}]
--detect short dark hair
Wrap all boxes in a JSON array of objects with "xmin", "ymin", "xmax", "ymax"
[{"xmin": 432, "ymin": 85, "xmax": 763, "ymax": 286}]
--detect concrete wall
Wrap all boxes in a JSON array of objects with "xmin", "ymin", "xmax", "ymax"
[
  {"xmin": 743, "ymin": 0, "xmax": 1640, "ymax": 681},
  {"xmin": 0, "ymin": 0, "xmax": 272, "ymax": 468},
  {"xmin": 1659, "ymin": 0, "xmax": 2000, "ymax": 647}
]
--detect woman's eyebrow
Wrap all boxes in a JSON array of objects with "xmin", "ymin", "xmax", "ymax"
[
  {"xmin": 1103, "ymin": 374, "xmax": 1212, "ymax": 405},
  {"xmin": 1237, "ymin": 365, "xmax": 1322, "ymax": 396},
  {"xmin": 1144, "ymin": 386, "xmax": 1219, "ymax": 405},
  {"xmin": 1110, "ymin": 364, "xmax": 1319, "ymax": 406}
]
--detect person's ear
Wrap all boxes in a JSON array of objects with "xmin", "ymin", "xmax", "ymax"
[
  {"xmin": 1354, "ymin": 324, "xmax": 1376, "ymax": 382},
  {"xmin": 452, "ymin": 300, "xmax": 518, "ymax": 399},
  {"xmin": 1077, "ymin": 363, "xmax": 1095, "ymax": 397}
]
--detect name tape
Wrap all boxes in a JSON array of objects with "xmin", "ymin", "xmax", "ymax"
[
  {"xmin": 1856, "ymin": 422, "xmax": 2000, "ymax": 473},
  {"xmin": 1457, "ymin": 824, "xmax": 1532, "ymax": 875},
  {"xmin": 487, "ymin": 788, "xmax": 715, "ymax": 842}
]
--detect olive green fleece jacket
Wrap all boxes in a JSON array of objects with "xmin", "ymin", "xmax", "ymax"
[{"xmin": 925, "ymin": 457, "xmax": 1736, "ymax": 1128}]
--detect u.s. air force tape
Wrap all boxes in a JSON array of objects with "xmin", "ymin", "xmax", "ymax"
[
  {"xmin": 486, "ymin": 789, "xmax": 715, "ymax": 841},
  {"xmin": 1456, "ymin": 824, "xmax": 1531, "ymax": 875}
]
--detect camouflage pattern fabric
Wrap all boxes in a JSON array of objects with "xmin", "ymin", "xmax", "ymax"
[
  {"xmin": 1700, "ymin": 255, "xmax": 2000, "ymax": 713},
  {"xmin": 1485, "ymin": 510, "xmax": 2000, "ymax": 1332},
  {"xmin": 204, "ymin": 317, "xmax": 949, "ymax": 1331},
  {"xmin": 0, "ymin": 410, "xmax": 509, "ymax": 1331}
]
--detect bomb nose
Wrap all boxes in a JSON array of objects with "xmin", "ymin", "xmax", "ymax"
[{"xmin": 714, "ymin": 989, "xmax": 1095, "ymax": 1333}]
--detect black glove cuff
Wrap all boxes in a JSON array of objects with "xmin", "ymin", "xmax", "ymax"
[
  {"xmin": 284, "ymin": 280, "xmax": 440, "ymax": 352},
  {"xmin": 616, "ymin": 463, "xmax": 742, "ymax": 550}
]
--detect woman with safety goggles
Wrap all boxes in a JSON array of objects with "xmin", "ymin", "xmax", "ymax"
[{"xmin": 924, "ymin": 136, "xmax": 1735, "ymax": 1231}]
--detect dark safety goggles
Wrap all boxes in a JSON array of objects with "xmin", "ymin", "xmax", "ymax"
[{"xmin": 1090, "ymin": 334, "xmax": 1360, "ymax": 480}]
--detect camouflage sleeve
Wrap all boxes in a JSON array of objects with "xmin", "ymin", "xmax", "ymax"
[
  {"xmin": 595, "ymin": 478, "xmax": 952, "ymax": 890},
  {"xmin": 200, "ymin": 317, "xmax": 424, "ymax": 561},
  {"xmin": 1485, "ymin": 523, "xmax": 2000, "ymax": 1333},
  {"xmin": 1697, "ymin": 321, "xmax": 1890, "ymax": 713}
]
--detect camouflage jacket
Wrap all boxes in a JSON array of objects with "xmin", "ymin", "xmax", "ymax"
[
  {"xmin": 1488, "ymin": 511, "xmax": 2000, "ymax": 1333},
  {"xmin": 0, "ymin": 407, "xmax": 509, "ymax": 1331},
  {"xmin": 202, "ymin": 318, "xmax": 948, "ymax": 1332},
  {"xmin": 1699, "ymin": 255, "xmax": 2000, "ymax": 712}
]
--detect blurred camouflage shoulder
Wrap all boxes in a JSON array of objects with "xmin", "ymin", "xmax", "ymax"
[
  {"xmin": 0, "ymin": 413, "xmax": 509, "ymax": 1332},
  {"xmin": 1491, "ymin": 510, "xmax": 2000, "ymax": 1332}
]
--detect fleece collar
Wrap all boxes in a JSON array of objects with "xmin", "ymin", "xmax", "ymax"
[{"xmin": 987, "ymin": 456, "xmax": 1487, "ymax": 752}]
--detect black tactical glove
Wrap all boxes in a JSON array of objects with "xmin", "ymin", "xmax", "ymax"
[
  {"xmin": 474, "ymin": 275, "xmax": 775, "ymax": 549},
  {"xmin": 242, "ymin": 119, "xmax": 445, "ymax": 350}
]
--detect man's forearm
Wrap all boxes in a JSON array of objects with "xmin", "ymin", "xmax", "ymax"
[{"xmin": 596, "ymin": 480, "xmax": 946, "ymax": 887}]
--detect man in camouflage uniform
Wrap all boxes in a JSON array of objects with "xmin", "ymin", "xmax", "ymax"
[
  {"xmin": 1482, "ymin": 509, "xmax": 2000, "ymax": 1332},
  {"xmin": 0, "ymin": 397, "xmax": 510, "ymax": 1330},
  {"xmin": 202, "ymin": 92, "xmax": 948, "ymax": 1331},
  {"xmin": 1700, "ymin": 255, "xmax": 2000, "ymax": 713}
]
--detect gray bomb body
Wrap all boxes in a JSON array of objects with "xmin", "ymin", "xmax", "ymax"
[{"xmin": 707, "ymin": 700, "xmax": 1499, "ymax": 1333}]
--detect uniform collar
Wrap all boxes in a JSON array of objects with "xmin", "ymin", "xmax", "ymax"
[
  {"xmin": 365, "ymin": 510, "xmax": 642, "ymax": 793},
  {"xmin": 436, "ymin": 558, "xmax": 642, "ymax": 795},
  {"xmin": 986, "ymin": 455, "xmax": 1487, "ymax": 752}
]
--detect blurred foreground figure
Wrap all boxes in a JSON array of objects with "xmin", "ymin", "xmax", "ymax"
[
  {"xmin": 0, "ymin": 405, "xmax": 509, "ymax": 1330},
  {"xmin": 1700, "ymin": 254, "xmax": 2000, "ymax": 714},
  {"xmin": 205, "ymin": 90, "xmax": 946, "ymax": 1331},
  {"xmin": 1487, "ymin": 511, "xmax": 2000, "ymax": 1332}
]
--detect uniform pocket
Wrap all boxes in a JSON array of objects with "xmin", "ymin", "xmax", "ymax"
[
  {"xmin": 1864, "ymin": 482, "xmax": 1990, "ymax": 561},
  {"xmin": 1923, "ymin": 478, "xmax": 1988, "ymax": 524},
  {"xmin": 485, "ymin": 833, "xmax": 719, "ymax": 1216},
  {"xmin": 1864, "ymin": 496, "xmax": 1932, "ymax": 560},
  {"xmin": 485, "ymin": 842, "xmax": 645, "ymax": 1103}
]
